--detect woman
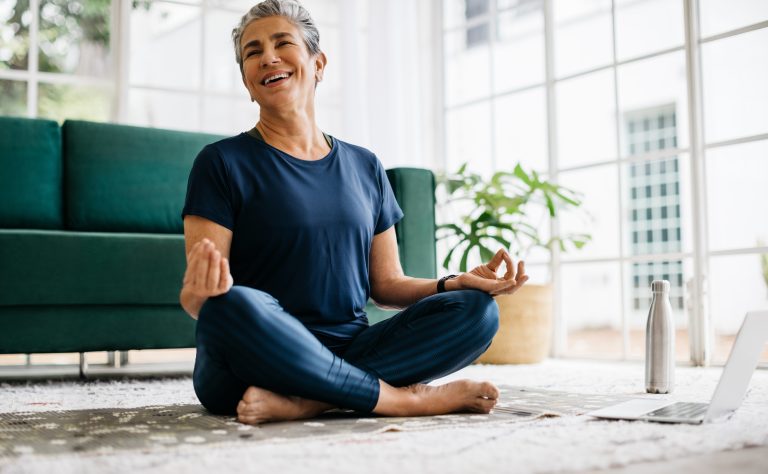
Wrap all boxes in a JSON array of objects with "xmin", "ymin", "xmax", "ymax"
[{"xmin": 181, "ymin": 0, "xmax": 529, "ymax": 425}]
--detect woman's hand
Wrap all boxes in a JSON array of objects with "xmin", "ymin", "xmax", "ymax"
[
  {"xmin": 453, "ymin": 248, "xmax": 529, "ymax": 296},
  {"xmin": 182, "ymin": 238, "xmax": 233, "ymax": 301}
]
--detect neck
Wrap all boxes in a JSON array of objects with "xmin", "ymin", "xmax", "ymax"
[{"xmin": 256, "ymin": 106, "xmax": 329, "ymax": 161}]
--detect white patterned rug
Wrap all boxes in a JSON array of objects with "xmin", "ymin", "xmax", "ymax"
[{"xmin": 0, "ymin": 359, "xmax": 767, "ymax": 473}]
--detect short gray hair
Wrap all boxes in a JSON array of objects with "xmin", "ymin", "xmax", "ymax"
[{"xmin": 232, "ymin": 0, "xmax": 321, "ymax": 73}]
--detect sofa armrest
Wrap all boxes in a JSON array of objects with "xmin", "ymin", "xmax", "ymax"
[{"xmin": 385, "ymin": 167, "xmax": 437, "ymax": 279}]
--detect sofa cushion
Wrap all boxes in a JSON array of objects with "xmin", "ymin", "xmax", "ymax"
[
  {"xmin": 0, "ymin": 116, "xmax": 63, "ymax": 229},
  {"xmin": 0, "ymin": 306, "xmax": 195, "ymax": 353},
  {"xmin": 0, "ymin": 230, "xmax": 186, "ymax": 306},
  {"xmin": 64, "ymin": 120, "xmax": 224, "ymax": 233},
  {"xmin": 386, "ymin": 168, "xmax": 436, "ymax": 279}
]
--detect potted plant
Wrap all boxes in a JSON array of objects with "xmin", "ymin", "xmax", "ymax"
[{"xmin": 436, "ymin": 163, "xmax": 591, "ymax": 364}]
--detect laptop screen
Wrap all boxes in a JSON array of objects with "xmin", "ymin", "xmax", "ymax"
[{"xmin": 706, "ymin": 311, "xmax": 768, "ymax": 421}]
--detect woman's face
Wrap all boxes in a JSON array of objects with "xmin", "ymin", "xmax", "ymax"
[{"xmin": 240, "ymin": 16, "xmax": 326, "ymax": 113}]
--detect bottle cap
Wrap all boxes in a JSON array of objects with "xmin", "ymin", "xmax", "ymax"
[{"xmin": 651, "ymin": 280, "xmax": 670, "ymax": 293}]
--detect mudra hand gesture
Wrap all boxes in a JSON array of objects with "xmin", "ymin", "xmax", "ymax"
[
  {"xmin": 455, "ymin": 248, "xmax": 528, "ymax": 296},
  {"xmin": 182, "ymin": 238, "xmax": 234, "ymax": 300}
]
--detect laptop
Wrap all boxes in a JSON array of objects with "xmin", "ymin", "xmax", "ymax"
[{"xmin": 587, "ymin": 311, "xmax": 768, "ymax": 424}]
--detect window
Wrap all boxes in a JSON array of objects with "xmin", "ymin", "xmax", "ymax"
[
  {"xmin": 124, "ymin": 0, "xmax": 350, "ymax": 135},
  {"xmin": 1, "ymin": 0, "xmax": 360, "ymax": 137},
  {"xmin": 439, "ymin": 0, "xmax": 768, "ymax": 364},
  {"xmin": 0, "ymin": 0, "xmax": 113, "ymax": 121}
]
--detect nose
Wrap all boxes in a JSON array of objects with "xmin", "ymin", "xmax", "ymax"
[{"xmin": 260, "ymin": 49, "xmax": 280, "ymax": 68}]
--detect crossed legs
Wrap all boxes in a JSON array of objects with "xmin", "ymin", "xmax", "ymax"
[{"xmin": 193, "ymin": 286, "xmax": 500, "ymax": 424}]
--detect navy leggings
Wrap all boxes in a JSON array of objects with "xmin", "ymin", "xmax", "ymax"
[{"xmin": 193, "ymin": 286, "xmax": 499, "ymax": 415}]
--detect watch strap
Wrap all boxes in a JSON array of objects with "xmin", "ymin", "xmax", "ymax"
[{"xmin": 437, "ymin": 274, "xmax": 458, "ymax": 293}]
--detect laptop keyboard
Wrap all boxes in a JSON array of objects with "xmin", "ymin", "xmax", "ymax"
[{"xmin": 645, "ymin": 402, "xmax": 709, "ymax": 419}]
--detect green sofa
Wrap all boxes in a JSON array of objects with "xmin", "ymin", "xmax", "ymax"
[{"xmin": 0, "ymin": 116, "xmax": 436, "ymax": 356}]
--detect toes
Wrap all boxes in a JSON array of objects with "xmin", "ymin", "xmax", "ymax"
[
  {"xmin": 481, "ymin": 382, "xmax": 500, "ymax": 400},
  {"xmin": 473, "ymin": 398, "xmax": 496, "ymax": 414},
  {"xmin": 238, "ymin": 400, "xmax": 268, "ymax": 418},
  {"xmin": 238, "ymin": 414, "xmax": 261, "ymax": 425}
]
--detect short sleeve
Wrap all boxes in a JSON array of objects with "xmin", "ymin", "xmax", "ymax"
[
  {"xmin": 373, "ymin": 159, "xmax": 404, "ymax": 235},
  {"xmin": 181, "ymin": 145, "xmax": 235, "ymax": 230}
]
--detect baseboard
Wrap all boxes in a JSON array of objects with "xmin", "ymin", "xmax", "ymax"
[{"xmin": 0, "ymin": 361, "xmax": 193, "ymax": 381}]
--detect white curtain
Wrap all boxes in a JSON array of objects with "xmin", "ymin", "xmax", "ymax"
[{"xmin": 337, "ymin": 0, "xmax": 438, "ymax": 170}]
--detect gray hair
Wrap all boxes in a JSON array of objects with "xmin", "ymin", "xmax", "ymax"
[{"xmin": 232, "ymin": 0, "xmax": 321, "ymax": 73}]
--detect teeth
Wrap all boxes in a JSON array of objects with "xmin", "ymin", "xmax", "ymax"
[{"xmin": 264, "ymin": 73, "xmax": 289, "ymax": 85}]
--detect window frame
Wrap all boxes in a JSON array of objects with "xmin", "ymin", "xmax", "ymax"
[
  {"xmin": 0, "ymin": 0, "xmax": 118, "ymax": 119},
  {"xmin": 437, "ymin": 0, "xmax": 768, "ymax": 366}
]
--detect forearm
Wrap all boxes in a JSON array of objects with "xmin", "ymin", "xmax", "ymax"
[
  {"xmin": 371, "ymin": 275, "xmax": 461, "ymax": 309},
  {"xmin": 180, "ymin": 287, "xmax": 208, "ymax": 320}
]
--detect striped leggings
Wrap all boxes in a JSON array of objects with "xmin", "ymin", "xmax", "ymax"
[{"xmin": 193, "ymin": 286, "xmax": 499, "ymax": 415}]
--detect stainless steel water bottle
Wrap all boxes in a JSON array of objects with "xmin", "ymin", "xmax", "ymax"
[{"xmin": 645, "ymin": 280, "xmax": 675, "ymax": 394}]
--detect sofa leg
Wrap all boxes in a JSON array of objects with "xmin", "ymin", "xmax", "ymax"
[
  {"xmin": 79, "ymin": 352, "xmax": 88, "ymax": 379},
  {"xmin": 119, "ymin": 351, "xmax": 129, "ymax": 367}
]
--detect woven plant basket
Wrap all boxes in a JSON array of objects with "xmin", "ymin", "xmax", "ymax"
[{"xmin": 476, "ymin": 284, "xmax": 553, "ymax": 364}]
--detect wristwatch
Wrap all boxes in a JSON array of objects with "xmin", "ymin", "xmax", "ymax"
[{"xmin": 437, "ymin": 274, "xmax": 458, "ymax": 293}]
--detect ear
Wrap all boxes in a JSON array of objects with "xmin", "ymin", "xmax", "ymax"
[{"xmin": 314, "ymin": 52, "xmax": 327, "ymax": 82}]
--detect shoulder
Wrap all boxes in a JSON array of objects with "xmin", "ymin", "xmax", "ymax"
[
  {"xmin": 202, "ymin": 133, "xmax": 254, "ymax": 160},
  {"xmin": 194, "ymin": 133, "xmax": 263, "ymax": 171},
  {"xmin": 333, "ymin": 138, "xmax": 381, "ymax": 172}
]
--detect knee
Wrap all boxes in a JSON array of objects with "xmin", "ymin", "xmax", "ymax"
[
  {"xmin": 198, "ymin": 286, "xmax": 280, "ymax": 331},
  {"xmin": 449, "ymin": 290, "xmax": 499, "ymax": 342}
]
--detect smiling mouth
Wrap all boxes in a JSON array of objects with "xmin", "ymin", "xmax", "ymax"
[{"xmin": 262, "ymin": 72, "xmax": 293, "ymax": 86}]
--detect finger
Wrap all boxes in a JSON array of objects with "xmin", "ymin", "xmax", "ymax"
[
  {"xmin": 186, "ymin": 240, "xmax": 201, "ymax": 260},
  {"xmin": 207, "ymin": 249, "xmax": 221, "ymax": 291},
  {"xmin": 489, "ymin": 276, "xmax": 524, "ymax": 295},
  {"xmin": 189, "ymin": 239, "xmax": 211, "ymax": 264},
  {"xmin": 494, "ymin": 276, "xmax": 527, "ymax": 295},
  {"xmin": 183, "ymin": 255, "xmax": 198, "ymax": 286},
  {"xmin": 473, "ymin": 277, "xmax": 511, "ymax": 296},
  {"xmin": 196, "ymin": 242, "xmax": 212, "ymax": 289},
  {"xmin": 517, "ymin": 260, "xmax": 526, "ymax": 279},
  {"xmin": 187, "ymin": 238, "xmax": 209, "ymax": 260},
  {"xmin": 486, "ymin": 248, "xmax": 506, "ymax": 272},
  {"xmin": 490, "ymin": 275, "xmax": 529, "ymax": 296},
  {"xmin": 500, "ymin": 251, "xmax": 515, "ymax": 281},
  {"xmin": 218, "ymin": 258, "xmax": 232, "ymax": 292},
  {"xmin": 183, "ymin": 243, "xmax": 206, "ymax": 286},
  {"xmin": 464, "ymin": 272, "xmax": 507, "ymax": 293}
]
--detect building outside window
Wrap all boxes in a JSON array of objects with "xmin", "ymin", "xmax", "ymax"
[{"xmin": 625, "ymin": 105, "xmax": 684, "ymax": 312}]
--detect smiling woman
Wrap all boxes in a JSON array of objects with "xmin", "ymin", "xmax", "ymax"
[
  {"xmin": 235, "ymin": 13, "xmax": 329, "ymax": 160},
  {"xmin": 179, "ymin": 0, "xmax": 529, "ymax": 426}
]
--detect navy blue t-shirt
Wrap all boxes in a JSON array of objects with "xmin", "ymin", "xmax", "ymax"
[{"xmin": 182, "ymin": 133, "xmax": 403, "ymax": 347}]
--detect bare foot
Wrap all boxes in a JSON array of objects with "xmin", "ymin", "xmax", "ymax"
[
  {"xmin": 236, "ymin": 386, "xmax": 333, "ymax": 425},
  {"xmin": 237, "ymin": 379, "xmax": 499, "ymax": 424},
  {"xmin": 413, "ymin": 379, "xmax": 500, "ymax": 415},
  {"xmin": 375, "ymin": 379, "xmax": 499, "ymax": 417}
]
